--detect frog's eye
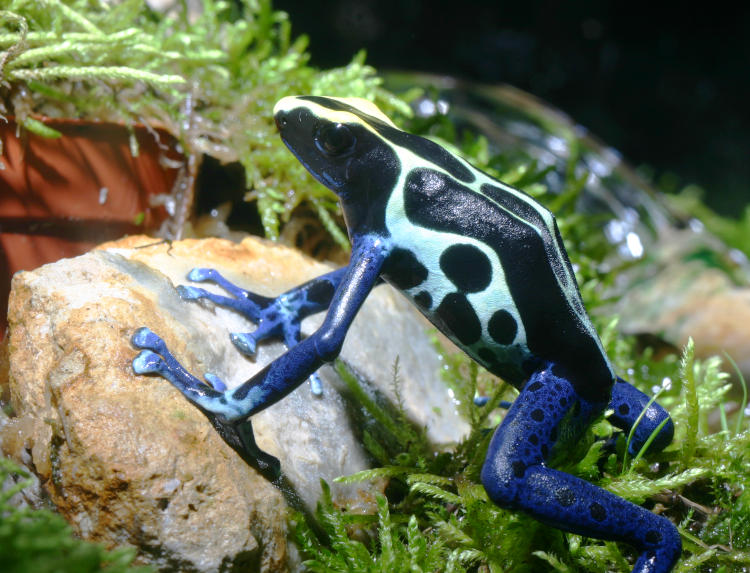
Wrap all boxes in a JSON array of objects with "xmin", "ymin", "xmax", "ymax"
[{"xmin": 314, "ymin": 123, "xmax": 356, "ymax": 157}]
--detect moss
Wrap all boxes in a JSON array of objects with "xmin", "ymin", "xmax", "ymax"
[
  {"xmin": 0, "ymin": 458, "xmax": 152, "ymax": 573},
  {"xmin": 0, "ymin": 0, "xmax": 410, "ymax": 247}
]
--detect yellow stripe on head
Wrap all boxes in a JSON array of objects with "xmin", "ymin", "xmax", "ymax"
[{"xmin": 274, "ymin": 96, "xmax": 397, "ymax": 129}]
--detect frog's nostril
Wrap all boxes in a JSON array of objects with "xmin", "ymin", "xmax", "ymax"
[{"xmin": 275, "ymin": 113, "xmax": 288, "ymax": 130}]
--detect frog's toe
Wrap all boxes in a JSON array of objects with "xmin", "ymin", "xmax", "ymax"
[
  {"xmin": 187, "ymin": 267, "xmax": 216, "ymax": 282},
  {"xmin": 204, "ymin": 372, "xmax": 228, "ymax": 392},
  {"xmin": 131, "ymin": 327, "xmax": 166, "ymax": 351},
  {"xmin": 309, "ymin": 372, "xmax": 323, "ymax": 396},
  {"xmin": 132, "ymin": 350, "xmax": 167, "ymax": 375},
  {"xmin": 177, "ymin": 284, "xmax": 209, "ymax": 300},
  {"xmin": 231, "ymin": 332, "xmax": 258, "ymax": 356}
]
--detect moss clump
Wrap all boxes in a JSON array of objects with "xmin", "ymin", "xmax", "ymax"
[{"xmin": 0, "ymin": 0, "xmax": 410, "ymax": 246}]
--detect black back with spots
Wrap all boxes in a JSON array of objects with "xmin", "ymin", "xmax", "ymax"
[
  {"xmin": 403, "ymin": 168, "xmax": 613, "ymax": 400},
  {"xmin": 381, "ymin": 247, "xmax": 429, "ymax": 290},
  {"xmin": 439, "ymin": 244, "xmax": 492, "ymax": 293}
]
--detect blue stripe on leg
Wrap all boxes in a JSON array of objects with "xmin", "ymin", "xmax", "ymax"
[{"xmin": 481, "ymin": 365, "xmax": 681, "ymax": 573}]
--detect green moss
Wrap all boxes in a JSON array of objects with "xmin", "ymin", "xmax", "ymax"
[
  {"xmin": 0, "ymin": 0, "xmax": 410, "ymax": 247},
  {"xmin": 0, "ymin": 458, "xmax": 152, "ymax": 573}
]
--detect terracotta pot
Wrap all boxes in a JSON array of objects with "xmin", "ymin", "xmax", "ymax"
[{"xmin": 0, "ymin": 117, "xmax": 183, "ymax": 338}]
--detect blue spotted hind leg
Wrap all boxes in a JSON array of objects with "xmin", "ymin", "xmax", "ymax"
[
  {"xmin": 481, "ymin": 365, "xmax": 681, "ymax": 573},
  {"xmin": 608, "ymin": 377, "xmax": 674, "ymax": 456},
  {"xmin": 177, "ymin": 267, "xmax": 348, "ymax": 395}
]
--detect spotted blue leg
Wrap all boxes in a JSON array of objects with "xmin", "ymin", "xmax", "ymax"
[
  {"xmin": 132, "ymin": 236, "xmax": 389, "ymax": 463},
  {"xmin": 177, "ymin": 267, "xmax": 348, "ymax": 395},
  {"xmin": 608, "ymin": 378, "xmax": 675, "ymax": 456},
  {"xmin": 481, "ymin": 365, "xmax": 681, "ymax": 573}
]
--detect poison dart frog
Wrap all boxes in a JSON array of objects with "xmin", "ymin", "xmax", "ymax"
[{"xmin": 132, "ymin": 96, "xmax": 681, "ymax": 573}]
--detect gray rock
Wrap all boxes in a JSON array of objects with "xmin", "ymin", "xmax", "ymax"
[{"xmin": 2, "ymin": 235, "xmax": 468, "ymax": 572}]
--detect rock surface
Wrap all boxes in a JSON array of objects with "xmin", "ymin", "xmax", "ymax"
[
  {"xmin": 2, "ymin": 235, "xmax": 468, "ymax": 572},
  {"xmin": 613, "ymin": 228, "xmax": 750, "ymax": 379}
]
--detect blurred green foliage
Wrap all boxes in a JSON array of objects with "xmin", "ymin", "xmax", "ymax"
[{"xmin": 0, "ymin": 0, "xmax": 409, "ymax": 246}]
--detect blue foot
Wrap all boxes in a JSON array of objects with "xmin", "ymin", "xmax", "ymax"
[
  {"xmin": 131, "ymin": 327, "xmax": 278, "ymax": 473},
  {"xmin": 230, "ymin": 331, "xmax": 258, "ymax": 356},
  {"xmin": 204, "ymin": 372, "xmax": 228, "ymax": 392},
  {"xmin": 174, "ymin": 267, "xmax": 347, "ymax": 397}
]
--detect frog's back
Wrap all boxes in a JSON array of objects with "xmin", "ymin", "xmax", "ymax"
[{"xmin": 379, "ymin": 142, "xmax": 614, "ymax": 400}]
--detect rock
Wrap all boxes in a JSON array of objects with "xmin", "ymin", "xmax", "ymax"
[
  {"xmin": 2, "ymin": 235, "xmax": 468, "ymax": 572},
  {"xmin": 612, "ymin": 228, "xmax": 750, "ymax": 379}
]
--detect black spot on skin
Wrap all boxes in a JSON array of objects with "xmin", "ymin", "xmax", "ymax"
[
  {"xmin": 435, "ymin": 293, "xmax": 482, "ymax": 346},
  {"xmin": 541, "ymin": 444, "xmax": 549, "ymax": 457},
  {"xmin": 439, "ymin": 243, "xmax": 492, "ymax": 292},
  {"xmin": 307, "ymin": 279, "xmax": 336, "ymax": 305},
  {"xmin": 299, "ymin": 96, "xmax": 476, "ymax": 183},
  {"xmin": 589, "ymin": 502, "xmax": 607, "ymax": 521},
  {"xmin": 512, "ymin": 461, "xmax": 526, "ymax": 478},
  {"xmin": 559, "ymin": 397, "xmax": 568, "ymax": 407},
  {"xmin": 383, "ymin": 248, "xmax": 428, "ymax": 290},
  {"xmin": 403, "ymin": 168, "xmax": 614, "ymax": 398},
  {"xmin": 527, "ymin": 381, "xmax": 543, "ymax": 392},
  {"xmin": 529, "ymin": 434, "xmax": 539, "ymax": 445},
  {"xmin": 555, "ymin": 488, "xmax": 576, "ymax": 507},
  {"xmin": 549, "ymin": 427, "xmax": 558, "ymax": 442},
  {"xmin": 531, "ymin": 409, "xmax": 544, "ymax": 422},
  {"xmin": 488, "ymin": 309, "xmax": 518, "ymax": 345},
  {"xmin": 219, "ymin": 397, "xmax": 227, "ymax": 404},
  {"xmin": 414, "ymin": 290, "xmax": 432, "ymax": 309},
  {"xmin": 618, "ymin": 403, "xmax": 630, "ymax": 416},
  {"xmin": 645, "ymin": 530, "xmax": 662, "ymax": 544}
]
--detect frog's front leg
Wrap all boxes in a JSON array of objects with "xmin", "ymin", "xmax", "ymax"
[
  {"xmin": 481, "ymin": 365, "xmax": 681, "ymax": 573},
  {"xmin": 177, "ymin": 267, "xmax": 348, "ymax": 395},
  {"xmin": 131, "ymin": 327, "xmax": 281, "ymax": 477},
  {"xmin": 133, "ymin": 235, "xmax": 389, "ymax": 424}
]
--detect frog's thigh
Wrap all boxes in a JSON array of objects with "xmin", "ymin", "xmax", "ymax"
[{"xmin": 480, "ymin": 367, "xmax": 680, "ymax": 573}]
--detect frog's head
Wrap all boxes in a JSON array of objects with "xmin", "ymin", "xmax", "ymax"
[{"xmin": 273, "ymin": 96, "xmax": 400, "ymax": 197}]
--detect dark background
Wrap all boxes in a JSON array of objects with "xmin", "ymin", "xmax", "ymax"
[{"xmin": 274, "ymin": 0, "xmax": 749, "ymax": 215}]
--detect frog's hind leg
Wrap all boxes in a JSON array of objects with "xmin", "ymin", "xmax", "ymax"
[
  {"xmin": 480, "ymin": 365, "xmax": 681, "ymax": 573},
  {"xmin": 607, "ymin": 377, "xmax": 675, "ymax": 456}
]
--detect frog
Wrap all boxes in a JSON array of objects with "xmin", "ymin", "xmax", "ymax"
[{"xmin": 132, "ymin": 96, "xmax": 682, "ymax": 573}]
